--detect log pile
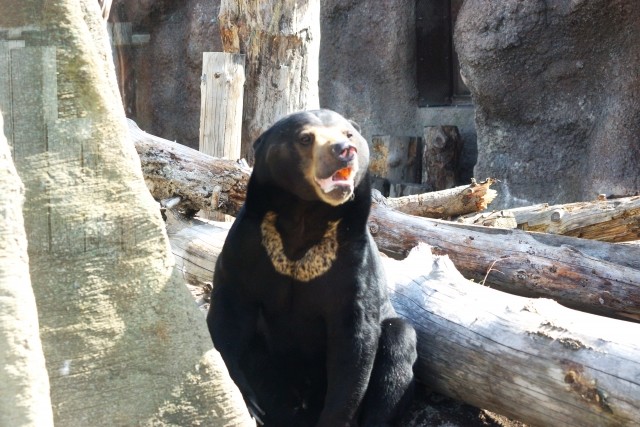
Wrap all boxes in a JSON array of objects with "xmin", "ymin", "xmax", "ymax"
[{"xmin": 129, "ymin": 122, "xmax": 640, "ymax": 426}]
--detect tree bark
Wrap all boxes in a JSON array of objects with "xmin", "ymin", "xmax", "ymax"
[
  {"xmin": 0, "ymin": 108, "xmax": 53, "ymax": 427},
  {"xmin": 2, "ymin": 2, "xmax": 252, "ymax": 425},
  {"xmin": 509, "ymin": 196, "xmax": 640, "ymax": 243},
  {"xmin": 164, "ymin": 216, "xmax": 640, "ymax": 427},
  {"xmin": 130, "ymin": 119, "xmax": 250, "ymax": 216},
  {"xmin": 388, "ymin": 245, "xmax": 640, "ymax": 427},
  {"xmin": 219, "ymin": 0, "xmax": 321, "ymax": 163},
  {"xmin": 370, "ymin": 203, "xmax": 640, "ymax": 322},
  {"xmin": 377, "ymin": 178, "xmax": 497, "ymax": 218}
]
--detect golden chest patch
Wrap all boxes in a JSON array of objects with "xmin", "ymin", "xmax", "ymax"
[{"xmin": 260, "ymin": 211, "xmax": 340, "ymax": 282}]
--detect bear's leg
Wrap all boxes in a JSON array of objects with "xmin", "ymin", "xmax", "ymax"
[{"xmin": 358, "ymin": 317, "xmax": 417, "ymax": 427}]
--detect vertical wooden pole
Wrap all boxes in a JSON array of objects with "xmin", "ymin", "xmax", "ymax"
[
  {"xmin": 423, "ymin": 125, "xmax": 462, "ymax": 191},
  {"xmin": 199, "ymin": 52, "xmax": 245, "ymax": 159}
]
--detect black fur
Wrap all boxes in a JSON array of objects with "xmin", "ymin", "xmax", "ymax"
[{"xmin": 207, "ymin": 110, "xmax": 417, "ymax": 427}]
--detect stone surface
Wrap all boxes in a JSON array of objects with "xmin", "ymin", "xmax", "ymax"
[
  {"xmin": 110, "ymin": 0, "xmax": 223, "ymax": 149},
  {"xmin": 455, "ymin": 0, "xmax": 640, "ymax": 208},
  {"xmin": 319, "ymin": 0, "xmax": 419, "ymax": 143}
]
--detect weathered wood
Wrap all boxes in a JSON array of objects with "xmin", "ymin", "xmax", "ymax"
[
  {"xmin": 131, "ymin": 126, "xmax": 640, "ymax": 321},
  {"xmin": 370, "ymin": 203, "xmax": 640, "ymax": 321},
  {"xmin": 219, "ymin": 0, "xmax": 320, "ymax": 162},
  {"xmin": 129, "ymin": 119, "xmax": 250, "ymax": 216},
  {"xmin": 378, "ymin": 178, "xmax": 496, "ymax": 219},
  {"xmin": 369, "ymin": 135, "xmax": 422, "ymax": 186},
  {"xmin": 388, "ymin": 245, "xmax": 640, "ymax": 427},
  {"xmin": 422, "ymin": 125, "xmax": 462, "ymax": 191},
  {"xmin": 165, "ymin": 217, "xmax": 640, "ymax": 427},
  {"xmin": 199, "ymin": 52, "xmax": 245, "ymax": 159},
  {"xmin": 510, "ymin": 196, "xmax": 640, "ymax": 242},
  {"xmin": 457, "ymin": 209, "xmax": 518, "ymax": 228}
]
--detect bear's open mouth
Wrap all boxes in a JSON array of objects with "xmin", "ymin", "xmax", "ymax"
[{"xmin": 315, "ymin": 166, "xmax": 356, "ymax": 193}]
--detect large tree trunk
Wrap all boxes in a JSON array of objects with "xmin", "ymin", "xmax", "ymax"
[
  {"xmin": 1, "ymin": 2, "xmax": 251, "ymax": 425},
  {"xmin": 0, "ymin": 110, "xmax": 53, "ymax": 426},
  {"xmin": 219, "ymin": 0, "xmax": 321, "ymax": 162}
]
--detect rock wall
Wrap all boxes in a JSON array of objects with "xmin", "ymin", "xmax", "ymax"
[
  {"xmin": 455, "ymin": 0, "xmax": 640, "ymax": 207},
  {"xmin": 110, "ymin": 0, "xmax": 222, "ymax": 149},
  {"xmin": 319, "ymin": 0, "xmax": 419, "ymax": 143}
]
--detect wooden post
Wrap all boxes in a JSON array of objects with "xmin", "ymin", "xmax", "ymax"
[
  {"xmin": 423, "ymin": 126, "xmax": 462, "ymax": 191},
  {"xmin": 199, "ymin": 52, "xmax": 245, "ymax": 159},
  {"xmin": 218, "ymin": 0, "xmax": 321, "ymax": 163},
  {"xmin": 370, "ymin": 135, "xmax": 425, "ymax": 197}
]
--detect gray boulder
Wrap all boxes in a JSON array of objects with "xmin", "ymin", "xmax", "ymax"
[{"xmin": 455, "ymin": 0, "xmax": 640, "ymax": 207}]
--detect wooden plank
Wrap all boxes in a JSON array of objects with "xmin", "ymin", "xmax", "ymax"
[
  {"xmin": 199, "ymin": 52, "xmax": 245, "ymax": 159},
  {"xmin": 0, "ymin": 40, "xmax": 25, "ymax": 154}
]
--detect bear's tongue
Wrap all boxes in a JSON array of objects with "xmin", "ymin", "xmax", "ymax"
[{"xmin": 315, "ymin": 167, "xmax": 355, "ymax": 193}]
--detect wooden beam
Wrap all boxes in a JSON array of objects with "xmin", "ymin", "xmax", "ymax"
[{"xmin": 199, "ymin": 52, "xmax": 245, "ymax": 159}]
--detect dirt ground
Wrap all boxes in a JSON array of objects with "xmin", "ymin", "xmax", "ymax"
[{"xmin": 188, "ymin": 282, "xmax": 527, "ymax": 427}]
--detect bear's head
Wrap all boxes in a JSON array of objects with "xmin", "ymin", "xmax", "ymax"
[{"xmin": 252, "ymin": 109, "xmax": 370, "ymax": 206}]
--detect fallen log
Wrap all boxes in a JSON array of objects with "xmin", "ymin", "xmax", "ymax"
[
  {"xmin": 165, "ymin": 218, "xmax": 640, "ymax": 427},
  {"xmin": 509, "ymin": 196, "xmax": 640, "ymax": 243},
  {"xmin": 130, "ymin": 122, "xmax": 640, "ymax": 321},
  {"xmin": 376, "ymin": 178, "xmax": 497, "ymax": 219},
  {"xmin": 129, "ymin": 119, "xmax": 250, "ymax": 216},
  {"xmin": 388, "ymin": 245, "xmax": 640, "ymax": 427},
  {"xmin": 371, "ymin": 203, "xmax": 640, "ymax": 321},
  {"xmin": 130, "ymin": 119, "xmax": 496, "ymax": 219}
]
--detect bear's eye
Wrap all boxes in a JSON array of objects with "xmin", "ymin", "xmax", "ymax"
[{"xmin": 299, "ymin": 134, "xmax": 313, "ymax": 146}]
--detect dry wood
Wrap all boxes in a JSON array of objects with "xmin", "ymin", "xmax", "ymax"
[
  {"xmin": 509, "ymin": 196, "xmax": 640, "ymax": 243},
  {"xmin": 131, "ymin": 125, "xmax": 640, "ymax": 321},
  {"xmin": 422, "ymin": 125, "xmax": 462, "ymax": 191},
  {"xmin": 165, "ymin": 218, "xmax": 640, "ymax": 427},
  {"xmin": 219, "ymin": 0, "xmax": 320, "ymax": 162},
  {"xmin": 457, "ymin": 209, "xmax": 517, "ymax": 228},
  {"xmin": 388, "ymin": 245, "xmax": 640, "ymax": 427},
  {"xmin": 129, "ymin": 119, "xmax": 250, "ymax": 216},
  {"xmin": 370, "ymin": 203, "xmax": 640, "ymax": 321},
  {"xmin": 199, "ymin": 52, "xmax": 245, "ymax": 159},
  {"xmin": 377, "ymin": 178, "xmax": 497, "ymax": 218}
]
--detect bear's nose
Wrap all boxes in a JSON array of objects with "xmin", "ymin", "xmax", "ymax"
[{"xmin": 331, "ymin": 141, "xmax": 358, "ymax": 162}]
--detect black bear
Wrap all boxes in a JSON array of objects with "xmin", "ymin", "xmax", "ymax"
[{"xmin": 207, "ymin": 109, "xmax": 417, "ymax": 427}]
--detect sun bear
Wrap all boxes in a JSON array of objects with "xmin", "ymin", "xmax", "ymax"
[{"xmin": 207, "ymin": 109, "xmax": 417, "ymax": 427}]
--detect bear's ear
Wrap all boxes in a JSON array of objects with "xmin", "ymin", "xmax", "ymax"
[{"xmin": 348, "ymin": 119, "xmax": 361, "ymax": 133}]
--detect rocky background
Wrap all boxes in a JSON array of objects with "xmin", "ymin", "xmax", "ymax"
[
  {"xmin": 108, "ymin": 0, "xmax": 639, "ymax": 205},
  {"xmin": 456, "ymin": 0, "xmax": 640, "ymax": 207}
]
